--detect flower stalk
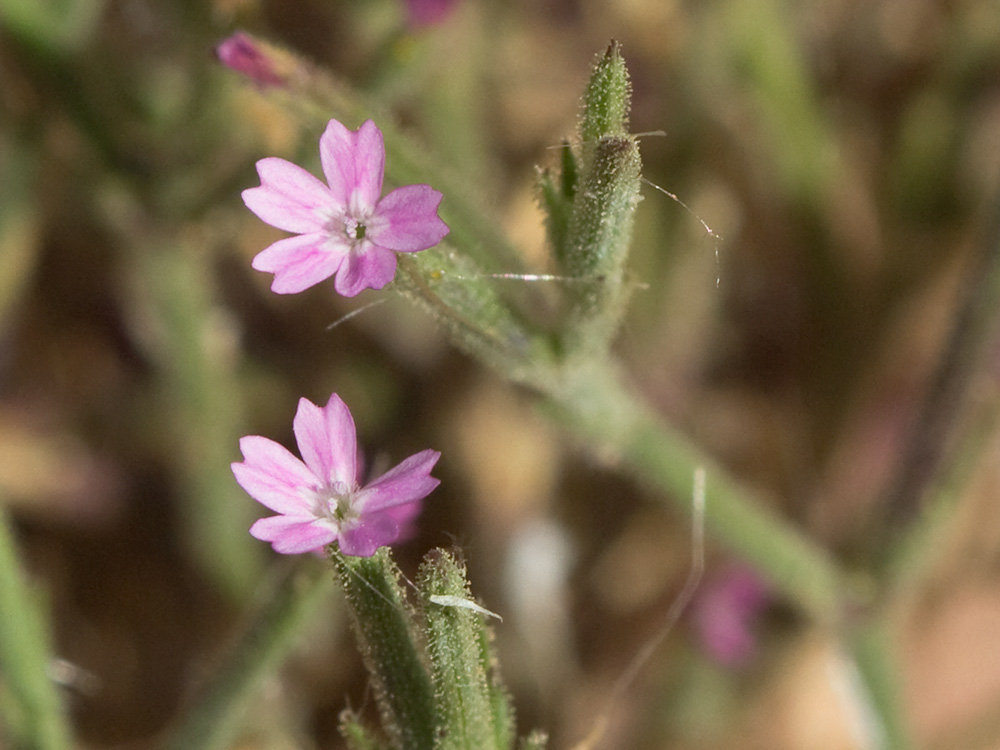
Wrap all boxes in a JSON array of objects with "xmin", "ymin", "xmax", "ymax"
[
  {"xmin": 224, "ymin": 32, "xmax": 855, "ymax": 622},
  {"xmin": 541, "ymin": 360, "xmax": 848, "ymax": 625},
  {"xmin": 160, "ymin": 559, "xmax": 331, "ymax": 750}
]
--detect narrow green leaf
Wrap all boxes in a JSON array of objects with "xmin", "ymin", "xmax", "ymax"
[{"xmin": 0, "ymin": 506, "xmax": 70, "ymax": 750}]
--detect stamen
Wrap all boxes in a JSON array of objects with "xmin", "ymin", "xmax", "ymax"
[{"xmin": 343, "ymin": 217, "xmax": 367, "ymax": 241}]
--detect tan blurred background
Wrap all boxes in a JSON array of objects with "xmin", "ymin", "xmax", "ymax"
[{"xmin": 2, "ymin": 0, "xmax": 1000, "ymax": 747}]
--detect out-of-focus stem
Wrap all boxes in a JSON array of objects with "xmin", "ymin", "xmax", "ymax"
[
  {"xmin": 849, "ymin": 620, "xmax": 913, "ymax": 750},
  {"xmin": 539, "ymin": 360, "xmax": 850, "ymax": 625},
  {"xmin": 0, "ymin": 505, "xmax": 71, "ymax": 750},
  {"xmin": 160, "ymin": 558, "xmax": 331, "ymax": 750},
  {"xmin": 879, "ymin": 191, "xmax": 1000, "ymax": 538}
]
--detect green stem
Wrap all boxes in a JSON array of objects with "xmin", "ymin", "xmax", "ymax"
[
  {"xmin": 160, "ymin": 558, "xmax": 331, "ymax": 750},
  {"xmin": 849, "ymin": 620, "xmax": 913, "ymax": 750},
  {"xmin": 539, "ymin": 361, "xmax": 850, "ymax": 624},
  {"xmin": 0, "ymin": 505, "xmax": 71, "ymax": 750},
  {"xmin": 134, "ymin": 242, "xmax": 264, "ymax": 603}
]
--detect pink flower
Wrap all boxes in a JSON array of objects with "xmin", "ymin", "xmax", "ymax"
[
  {"xmin": 404, "ymin": 0, "xmax": 460, "ymax": 27},
  {"xmin": 242, "ymin": 119, "xmax": 449, "ymax": 297},
  {"xmin": 232, "ymin": 393, "xmax": 441, "ymax": 556},
  {"xmin": 693, "ymin": 565, "xmax": 769, "ymax": 667}
]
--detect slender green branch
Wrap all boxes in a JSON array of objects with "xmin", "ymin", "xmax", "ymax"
[
  {"xmin": 540, "ymin": 361, "xmax": 850, "ymax": 624},
  {"xmin": 849, "ymin": 620, "xmax": 913, "ymax": 750},
  {"xmin": 0, "ymin": 505, "xmax": 70, "ymax": 750},
  {"xmin": 160, "ymin": 558, "xmax": 331, "ymax": 750}
]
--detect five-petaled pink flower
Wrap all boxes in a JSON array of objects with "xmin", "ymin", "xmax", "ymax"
[
  {"xmin": 242, "ymin": 119, "xmax": 449, "ymax": 297},
  {"xmin": 232, "ymin": 393, "xmax": 441, "ymax": 556}
]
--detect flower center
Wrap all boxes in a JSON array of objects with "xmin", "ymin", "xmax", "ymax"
[
  {"xmin": 314, "ymin": 481, "xmax": 356, "ymax": 524},
  {"xmin": 343, "ymin": 217, "xmax": 367, "ymax": 242}
]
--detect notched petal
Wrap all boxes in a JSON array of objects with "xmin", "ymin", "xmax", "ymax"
[
  {"xmin": 232, "ymin": 435, "xmax": 317, "ymax": 514},
  {"xmin": 251, "ymin": 515, "xmax": 338, "ymax": 554},
  {"xmin": 337, "ymin": 512, "xmax": 399, "ymax": 557},
  {"xmin": 244, "ymin": 157, "xmax": 334, "ymax": 233},
  {"xmin": 356, "ymin": 449, "xmax": 441, "ymax": 513},
  {"xmin": 369, "ymin": 184, "xmax": 449, "ymax": 252},
  {"xmin": 293, "ymin": 394, "xmax": 358, "ymax": 488},
  {"xmin": 252, "ymin": 233, "xmax": 347, "ymax": 294},
  {"xmin": 333, "ymin": 244, "xmax": 397, "ymax": 297},
  {"xmin": 350, "ymin": 120, "xmax": 386, "ymax": 213}
]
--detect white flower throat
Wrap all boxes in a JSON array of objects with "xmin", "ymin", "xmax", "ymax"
[
  {"xmin": 343, "ymin": 216, "xmax": 367, "ymax": 241},
  {"xmin": 313, "ymin": 481, "xmax": 357, "ymax": 523}
]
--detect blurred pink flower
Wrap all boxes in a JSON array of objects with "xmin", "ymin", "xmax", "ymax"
[
  {"xmin": 232, "ymin": 393, "xmax": 440, "ymax": 556},
  {"xmin": 404, "ymin": 0, "xmax": 459, "ymax": 27},
  {"xmin": 693, "ymin": 565, "xmax": 769, "ymax": 667},
  {"xmin": 242, "ymin": 119, "xmax": 449, "ymax": 297},
  {"xmin": 215, "ymin": 32, "xmax": 285, "ymax": 87}
]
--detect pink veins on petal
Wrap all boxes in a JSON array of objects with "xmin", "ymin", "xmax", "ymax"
[
  {"xmin": 232, "ymin": 393, "xmax": 441, "ymax": 556},
  {"xmin": 242, "ymin": 119, "xmax": 450, "ymax": 297}
]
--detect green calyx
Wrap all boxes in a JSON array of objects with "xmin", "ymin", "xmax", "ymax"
[
  {"xmin": 581, "ymin": 40, "xmax": 631, "ymax": 146},
  {"xmin": 540, "ymin": 41, "xmax": 642, "ymax": 355},
  {"xmin": 332, "ymin": 548, "xmax": 544, "ymax": 750}
]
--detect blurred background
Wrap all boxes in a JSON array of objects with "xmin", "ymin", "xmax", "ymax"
[{"xmin": 2, "ymin": 0, "xmax": 1000, "ymax": 747}]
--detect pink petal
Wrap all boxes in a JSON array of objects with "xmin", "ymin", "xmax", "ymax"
[
  {"xmin": 250, "ymin": 515, "xmax": 338, "ymax": 554},
  {"xmin": 404, "ymin": 0, "xmax": 459, "ymax": 27},
  {"xmin": 355, "ymin": 449, "xmax": 440, "ymax": 514},
  {"xmin": 232, "ymin": 435, "xmax": 318, "ymax": 514},
  {"xmin": 368, "ymin": 184, "xmax": 449, "ymax": 251},
  {"xmin": 292, "ymin": 395, "xmax": 358, "ymax": 489},
  {"xmin": 383, "ymin": 500, "xmax": 422, "ymax": 544},
  {"xmin": 333, "ymin": 243, "xmax": 398, "ymax": 297},
  {"xmin": 243, "ymin": 158, "xmax": 335, "ymax": 233},
  {"xmin": 319, "ymin": 119, "xmax": 384, "ymax": 214},
  {"xmin": 337, "ymin": 513, "xmax": 400, "ymax": 557},
  {"xmin": 384, "ymin": 499, "xmax": 422, "ymax": 524},
  {"xmin": 252, "ymin": 233, "xmax": 347, "ymax": 294}
]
